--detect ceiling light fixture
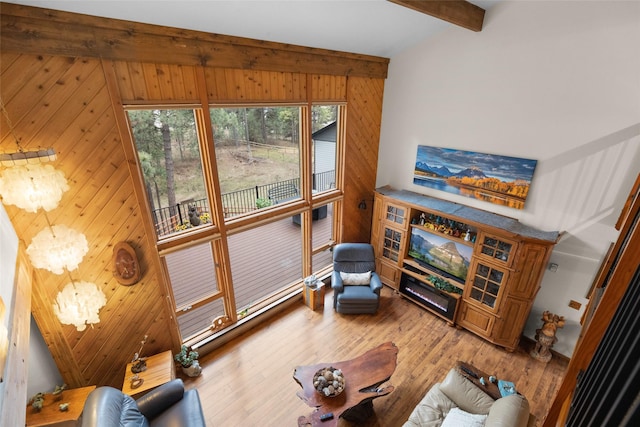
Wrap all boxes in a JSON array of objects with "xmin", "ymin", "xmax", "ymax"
[
  {"xmin": 0, "ymin": 163, "xmax": 69, "ymax": 212},
  {"xmin": 26, "ymin": 224, "xmax": 89, "ymax": 275},
  {"xmin": 0, "ymin": 98, "xmax": 68, "ymax": 212},
  {"xmin": 53, "ymin": 280, "xmax": 107, "ymax": 331}
]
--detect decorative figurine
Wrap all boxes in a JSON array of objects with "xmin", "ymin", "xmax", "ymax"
[
  {"xmin": 531, "ymin": 310, "xmax": 565, "ymax": 363},
  {"xmin": 131, "ymin": 334, "xmax": 149, "ymax": 374},
  {"xmin": 30, "ymin": 392, "xmax": 45, "ymax": 412},
  {"xmin": 52, "ymin": 383, "xmax": 67, "ymax": 401},
  {"xmin": 130, "ymin": 374, "xmax": 144, "ymax": 389}
]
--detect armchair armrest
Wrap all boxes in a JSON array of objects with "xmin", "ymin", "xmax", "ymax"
[
  {"xmin": 370, "ymin": 272, "xmax": 383, "ymax": 294},
  {"xmin": 331, "ymin": 271, "xmax": 344, "ymax": 293},
  {"xmin": 136, "ymin": 379, "xmax": 185, "ymax": 420}
]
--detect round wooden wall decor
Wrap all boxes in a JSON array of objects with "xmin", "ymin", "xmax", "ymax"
[{"xmin": 112, "ymin": 241, "xmax": 141, "ymax": 286}]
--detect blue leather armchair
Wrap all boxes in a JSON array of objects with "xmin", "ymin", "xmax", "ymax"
[
  {"xmin": 331, "ymin": 243, "xmax": 382, "ymax": 314},
  {"xmin": 80, "ymin": 379, "xmax": 205, "ymax": 427}
]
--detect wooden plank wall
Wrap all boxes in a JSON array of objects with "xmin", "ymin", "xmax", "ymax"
[
  {"xmin": 0, "ymin": 4, "xmax": 385, "ymax": 389},
  {"xmin": 343, "ymin": 76, "xmax": 385, "ymax": 242},
  {"xmin": 1, "ymin": 53, "xmax": 175, "ymax": 388}
]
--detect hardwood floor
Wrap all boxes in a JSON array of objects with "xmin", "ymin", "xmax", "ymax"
[{"xmin": 183, "ymin": 286, "xmax": 568, "ymax": 426}]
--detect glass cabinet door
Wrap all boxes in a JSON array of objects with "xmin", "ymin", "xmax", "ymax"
[
  {"xmin": 384, "ymin": 202, "xmax": 407, "ymax": 228},
  {"xmin": 477, "ymin": 233, "xmax": 517, "ymax": 267},
  {"xmin": 467, "ymin": 261, "xmax": 508, "ymax": 311},
  {"xmin": 381, "ymin": 226, "xmax": 403, "ymax": 264}
]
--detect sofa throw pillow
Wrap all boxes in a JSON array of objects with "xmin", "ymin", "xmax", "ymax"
[
  {"xmin": 340, "ymin": 271, "xmax": 371, "ymax": 285},
  {"xmin": 441, "ymin": 407, "xmax": 487, "ymax": 427}
]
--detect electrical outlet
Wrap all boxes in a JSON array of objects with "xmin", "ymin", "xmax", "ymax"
[{"xmin": 569, "ymin": 300, "xmax": 581, "ymax": 310}]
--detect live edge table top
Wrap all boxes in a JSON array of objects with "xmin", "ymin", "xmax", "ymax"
[{"xmin": 293, "ymin": 341, "xmax": 398, "ymax": 427}]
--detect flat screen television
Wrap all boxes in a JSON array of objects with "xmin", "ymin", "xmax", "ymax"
[{"xmin": 408, "ymin": 227, "xmax": 473, "ymax": 284}]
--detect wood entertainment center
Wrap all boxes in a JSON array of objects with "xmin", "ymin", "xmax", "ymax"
[{"xmin": 371, "ymin": 186, "xmax": 560, "ymax": 351}]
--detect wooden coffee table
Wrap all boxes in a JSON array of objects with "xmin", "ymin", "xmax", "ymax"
[{"xmin": 294, "ymin": 341, "xmax": 398, "ymax": 427}]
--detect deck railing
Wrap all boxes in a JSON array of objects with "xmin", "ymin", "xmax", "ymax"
[{"xmin": 153, "ymin": 170, "xmax": 335, "ymax": 238}]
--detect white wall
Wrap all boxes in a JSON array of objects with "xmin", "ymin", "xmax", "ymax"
[
  {"xmin": 0, "ymin": 204, "xmax": 62, "ymax": 403},
  {"xmin": 378, "ymin": 0, "xmax": 640, "ymax": 357},
  {"xmin": 27, "ymin": 316, "xmax": 64, "ymax": 397},
  {"xmin": 0, "ymin": 202, "xmax": 19, "ymax": 415}
]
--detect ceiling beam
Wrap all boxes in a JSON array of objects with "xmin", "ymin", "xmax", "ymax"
[
  {"xmin": 388, "ymin": 0, "xmax": 485, "ymax": 32},
  {"xmin": 0, "ymin": 3, "xmax": 389, "ymax": 79}
]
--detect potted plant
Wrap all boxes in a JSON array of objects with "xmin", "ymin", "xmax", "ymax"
[{"xmin": 174, "ymin": 345, "xmax": 202, "ymax": 377}]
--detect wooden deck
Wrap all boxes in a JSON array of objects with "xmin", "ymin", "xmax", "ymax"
[{"xmin": 166, "ymin": 205, "xmax": 334, "ymax": 338}]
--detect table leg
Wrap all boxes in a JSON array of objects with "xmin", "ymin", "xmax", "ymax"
[{"xmin": 342, "ymin": 399, "xmax": 374, "ymax": 422}]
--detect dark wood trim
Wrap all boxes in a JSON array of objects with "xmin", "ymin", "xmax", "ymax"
[
  {"xmin": 388, "ymin": 0, "xmax": 485, "ymax": 32},
  {"xmin": 543, "ymin": 188, "xmax": 640, "ymax": 426},
  {"xmin": 0, "ymin": 3, "xmax": 389, "ymax": 78}
]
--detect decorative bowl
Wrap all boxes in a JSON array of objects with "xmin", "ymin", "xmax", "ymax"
[{"xmin": 313, "ymin": 366, "xmax": 346, "ymax": 397}]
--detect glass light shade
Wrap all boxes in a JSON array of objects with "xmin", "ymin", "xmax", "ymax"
[
  {"xmin": 27, "ymin": 225, "xmax": 89, "ymax": 274},
  {"xmin": 53, "ymin": 281, "xmax": 107, "ymax": 331},
  {"xmin": 0, "ymin": 163, "xmax": 69, "ymax": 212}
]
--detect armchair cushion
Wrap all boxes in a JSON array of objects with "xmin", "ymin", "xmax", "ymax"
[{"xmin": 340, "ymin": 271, "xmax": 371, "ymax": 285}]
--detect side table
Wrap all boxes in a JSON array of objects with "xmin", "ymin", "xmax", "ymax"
[
  {"xmin": 122, "ymin": 350, "xmax": 175, "ymax": 397},
  {"xmin": 25, "ymin": 385, "xmax": 96, "ymax": 427},
  {"xmin": 456, "ymin": 361, "xmax": 502, "ymax": 400},
  {"xmin": 303, "ymin": 280, "xmax": 325, "ymax": 311}
]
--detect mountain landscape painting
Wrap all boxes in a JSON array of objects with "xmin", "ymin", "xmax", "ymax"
[{"xmin": 413, "ymin": 145, "xmax": 538, "ymax": 209}]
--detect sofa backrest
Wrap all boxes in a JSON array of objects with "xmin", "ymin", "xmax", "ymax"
[{"xmin": 439, "ymin": 368, "xmax": 495, "ymax": 415}]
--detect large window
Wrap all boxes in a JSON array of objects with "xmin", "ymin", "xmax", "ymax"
[
  {"xmin": 210, "ymin": 106, "xmax": 302, "ymax": 219},
  {"xmin": 127, "ymin": 104, "xmax": 342, "ymax": 342},
  {"xmin": 127, "ymin": 109, "xmax": 212, "ymax": 239}
]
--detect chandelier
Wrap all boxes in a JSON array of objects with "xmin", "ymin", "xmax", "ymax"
[
  {"xmin": 0, "ymin": 163, "xmax": 69, "ymax": 213},
  {"xmin": 0, "ymin": 98, "xmax": 68, "ymax": 212},
  {"xmin": 2, "ymin": 97, "xmax": 103, "ymax": 331},
  {"xmin": 26, "ymin": 225, "xmax": 89, "ymax": 275},
  {"xmin": 53, "ymin": 281, "xmax": 107, "ymax": 331}
]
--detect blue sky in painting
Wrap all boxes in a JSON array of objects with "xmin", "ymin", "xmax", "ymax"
[{"xmin": 415, "ymin": 146, "xmax": 537, "ymax": 183}]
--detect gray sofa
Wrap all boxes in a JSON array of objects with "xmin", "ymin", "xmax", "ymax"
[
  {"xmin": 81, "ymin": 378, "xmax": 205, "ymax": 427},
  {"xmin": 403, "ymin": 368, "xmax": 531, "ymax": 427}
]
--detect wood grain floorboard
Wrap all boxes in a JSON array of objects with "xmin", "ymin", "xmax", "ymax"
[{"xmin": 181, "ymin": 286, "xmax": 568, "ymax": 426}]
